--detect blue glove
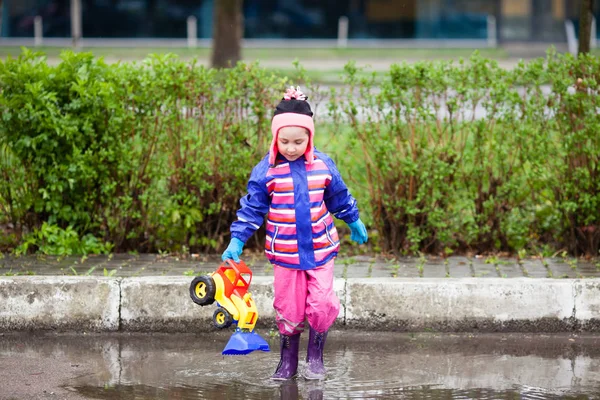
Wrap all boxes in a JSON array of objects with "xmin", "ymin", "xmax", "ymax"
[
  {"xmin": 348, "ymin": 219, "xmax": 368, "ymax": 245},
  {"xmin": 221, "ymin": 238, "xmax": 244, "ymax": 262}
]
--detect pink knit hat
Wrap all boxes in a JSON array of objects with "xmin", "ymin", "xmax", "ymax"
[{"xmin": 269, "ymin": 86, "xmax": 315, "ymax": 166}]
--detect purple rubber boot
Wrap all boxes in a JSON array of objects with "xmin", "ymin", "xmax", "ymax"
[
  {"xmin": 303, "ymin": 328, "xmax": 328, "ymax": 380},
  {"xmin": 271, "ymin": 333, "xmax": 300, "ymax": 380}
]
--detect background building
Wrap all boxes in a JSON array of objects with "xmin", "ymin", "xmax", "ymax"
[{"xmin": 0, "ymin": 0, "xmax": 598, "ymax": 43}]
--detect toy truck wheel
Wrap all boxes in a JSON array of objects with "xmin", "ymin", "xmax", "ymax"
[
  {"xmin": 190, "ymin": 275, "xmax": 216, "ymax": 306},
  {"xmin": 213, "ymin": 307, "xmax": 233, "ymax": 329}
]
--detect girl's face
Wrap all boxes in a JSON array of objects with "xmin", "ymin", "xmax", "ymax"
[{"xmin": 277, "ymin": 126, "xmax": 309, "ymax": 162}]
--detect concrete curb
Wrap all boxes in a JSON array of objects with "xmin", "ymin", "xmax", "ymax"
[
  {"xmin": 0, "ymin": 277, "xmax": 120, "ymax": 331},
  {"xmin": 1, "ymin": 276, "xmax": 599, "ymax": 332}
]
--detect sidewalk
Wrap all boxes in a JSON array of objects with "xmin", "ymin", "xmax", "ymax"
[{"xmin": 1, "ymin": 253, "xmax": 599, "ymax": 279}]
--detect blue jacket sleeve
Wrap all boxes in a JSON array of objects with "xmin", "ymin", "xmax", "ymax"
[
  {"xmin": 230, "ymin": 158, "xmax": 270, "ymax": 244},
  {"xmin": 318, "ymin": 151, "xmax": 360, "ymax": 224}
]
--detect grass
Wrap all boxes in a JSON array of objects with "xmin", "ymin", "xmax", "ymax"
[
  {"xmin": 1, "ymin": 45, "xmax": 507, "ymax": 84},
  {"xmin": 5, "ymin": 44, "xmax": 600, "ymax": 62},
  {"xmin": 4, "ymin": 44, "xmax": 593, "ymax": 85},
  {"xmin": 0, "ymin": 46, "xmax": 510, "ymax": 61}
]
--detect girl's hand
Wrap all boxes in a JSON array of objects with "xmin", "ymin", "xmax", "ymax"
[
  {"xmin": 348, "ymin": 219, "xmax": 368, "ymax": 245},
  {"xmin": 221, "ymin": 238, "xmax": 244, "ymax": 262}
]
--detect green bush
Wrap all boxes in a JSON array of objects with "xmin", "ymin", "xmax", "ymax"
[
  {"xmin": 0, "ymin": 49, "xmax": 598, "ymax": 257},
  {"xmin": 0, "ymin": 50, "xmax": 284, "ymax": 255},
  {"xmin": 15, "ymin": 222, "xmax": 113, "ymax": 256},
  {"xmin": 326, "ymin": 51, "xmax": 599, "ymax": 257}
]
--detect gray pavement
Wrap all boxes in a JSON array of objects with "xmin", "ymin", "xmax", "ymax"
[{"xmin": 1, "ymin": 253, "xmax": 598, "ymax": 279}]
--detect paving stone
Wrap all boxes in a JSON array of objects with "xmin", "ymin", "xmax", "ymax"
[
  {"xmin": 471, "ymin": 258, "xmax": 500, "ymax": 278},
  {"xmin": 545, "ymin": 259, "xmax": 579, "ymax": 279},
  {"xmin": 518, "ymin": 259, "xmax": 548, "ymax": 278},
  {"xmin": 494, "ymin": 258, "xmax": 525, "ymax": 278},
  {"xmin": 351, "ymin": 255, "xmax": 380, "ymax": 263},
  {"xmin": 254, "ymin": 263, "xmax": 275, "ymax": 277},
  {"xmin": 126, "ymin": 269, "xmax": 170, "ymax": 277},
  {"xmin": 577, "ymin": 261, "xmax": 600, "ymax": 278},
  {"xmin": 105, "ymin": 253, "xmax": 140, "ymax": 262},
  {"xmin": 394, "ymin": 265, "xmax": 422, "ymax": 278},
  {"xmin": 333, "ymin": 257, "xmax": 367, "ymax": 278},
  {"xmin": 334, "ymin": 262, "xmax": 346, "ymax": 278},
  {"xmin": 345, "ymin": 262, "xmax": 372, "ymax": 279},
  {"xmin": 342, "ymin": 256, "xmax": 385, "ymax": 278},
  {"xmin": 369, "ymin": 262, "xmax": 399, "ymax": 278},
  {"xmin": 371, "ymin": 258, "xmax": 421, "ymax": 278},
  {"xmin": 77, "ymin": 256, "xmax": 111, "ymax": 269},
  {"xmin": 422, "ymin": 259, "xmax": 448, "ymax": 278},
  {"xmin": 446, "ymin": 257, "xmax": 473, "ymax": 278}
]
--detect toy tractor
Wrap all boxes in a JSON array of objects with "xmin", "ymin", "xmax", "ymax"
[{"xmin": 189, "ymin": 259, "xmax": 270, "ymax": 355}]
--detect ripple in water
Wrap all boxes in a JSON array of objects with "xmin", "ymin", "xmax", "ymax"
[{"xmin": 51, "ymin": 332, "xmax": 600, "ymax": 399}]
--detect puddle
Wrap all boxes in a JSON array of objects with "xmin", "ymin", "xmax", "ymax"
[
  {"xmin": 2, "ymin": 331, "xmax": 600, "ymax": 399},
  {"xmin": 71, "ymin": 384, "xmax": 600, "ymax": 400}
]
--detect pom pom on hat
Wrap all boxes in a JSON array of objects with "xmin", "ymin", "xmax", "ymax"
[
  {"xmin": 283, "ymin": 86, "xmax": 308, "ymax": 101},
  {"xmin": 270, "ymin": 86, "xmax": 315, "ymax": 166}
]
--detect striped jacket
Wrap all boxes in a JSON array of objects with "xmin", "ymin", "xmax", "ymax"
[{"xmin": 230, "ymin": 149, "xmax": 360, "ymax": 270}]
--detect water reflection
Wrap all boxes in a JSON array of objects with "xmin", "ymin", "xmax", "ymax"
[
  {"xmin": 2, "ymin": 331, "xmax": 600, "ymax": 400},
  {"xmin": 71, "ymin": 383, "xmax": 597, "ymax": 400}
]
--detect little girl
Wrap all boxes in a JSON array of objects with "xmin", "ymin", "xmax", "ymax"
[{"xmin": 222, "ymin": 86, "xmax": 368, "ymax": 380}]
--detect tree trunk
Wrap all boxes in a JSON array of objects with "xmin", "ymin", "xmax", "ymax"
[
  {"xmin": 578, "ymin": 0, "xmax": 594, "ymax": 55},
  {"xmin": 211, "ymin": 0, "xmax": 243, "ymax": 69}
]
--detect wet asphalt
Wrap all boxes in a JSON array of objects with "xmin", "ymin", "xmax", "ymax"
[{"xmin": 2, "ymin": 331, "xmax": 600, "ymax": 400}]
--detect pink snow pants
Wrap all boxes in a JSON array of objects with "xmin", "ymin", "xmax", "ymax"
[{"xmin": 273, "ymin": 258, "xmax": 340, "ymax": 335}]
